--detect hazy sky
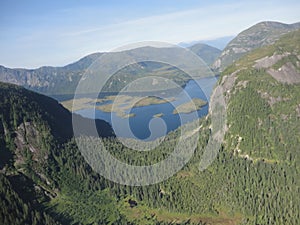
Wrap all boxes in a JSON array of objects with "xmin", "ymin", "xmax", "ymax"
[{"xmin": 1, "ymin": 0, "xmax": 300, "ymax": 68}]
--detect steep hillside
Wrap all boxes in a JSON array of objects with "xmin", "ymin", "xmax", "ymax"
[
  {"xmin": 0, "ymin": 82, "xmax": 227, "ymax": 225},
  {"xmin": 220, "ymin": 29, "xmax": 300, "ymax": 162},
  {"xmin": 0, "ymin": 45, "xmax": 217, "ymax": 97},
  {"xmin": 0, "ymin": 53, "xmax": 101, "ymax": 96},
  {"xmin": 0, "ymin": 83, "xmax": 117, "ymax": 225},
  {"xmin": 213, "ymin": 21, "xmax": 300, "ymax": 72},
  {"xmin": 0, "ymin": 82, "xmax": 113, "ymax": 141},
  {"xmin": 0, "ymin": 30, "xmax": 299, "ymax": 225},
  {"xmin": 188, "ymin": 43, "xmax": 221, "ymax": 65}
]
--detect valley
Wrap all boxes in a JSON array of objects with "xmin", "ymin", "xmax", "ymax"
[
  {"xmin": 0, "ymin": 18, "xmax": 299, "ymax": 225},
  {"xmin": 71, "ymin": 77, "xmax": 214, "ymax": 140}
]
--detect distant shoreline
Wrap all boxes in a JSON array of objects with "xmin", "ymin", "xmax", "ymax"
[{"xmin": 52, "ymin": 75, "xmax": 220, "ymax": 102}]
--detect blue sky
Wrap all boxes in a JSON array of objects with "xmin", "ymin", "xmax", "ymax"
[{"xmin": 1, "ymin": 0, "xmax": 300, "ymax": 68}]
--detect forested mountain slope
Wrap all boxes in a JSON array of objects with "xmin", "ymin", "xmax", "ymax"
[
  {"xmin": 0, "ymin": 82, "xmax": 218, "ymax": 225},
  {"xmin": 0, "ymin": 83, "xmax": 115, "ymax": 224},
  {"xmin": 217, "ymin": 29, "xmax": 300, "ymax": 223},
  {"xmin": 213, "ymin": 21, "xmax": 300, "ymax": 72},
  {"xmin": 0, "ymin": 45, "xmax": 219, "ymax": 97},
  {"xmin": 0, "ymin": 31, "xmax": 299, "ymax": 225},
  {"xmin": 220, "ymin": 29, "xmax": 300, "ymax": 161},
  {"xmin": 0, "ymin": 53, "xmax": 101, "ymax": 96}
]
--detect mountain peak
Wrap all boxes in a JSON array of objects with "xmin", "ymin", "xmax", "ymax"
[{"xmin": 213, "ymin": 21, "xmax": 300, "ymax": 72}]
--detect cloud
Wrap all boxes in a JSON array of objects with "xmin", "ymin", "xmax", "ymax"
[
  {"xmin": 61, "ymin": 1, "xmax": 300, "ymax": 49},
  {"xmin": 1, "ymin": 0, "xmax": 300, "ymax": 68}
]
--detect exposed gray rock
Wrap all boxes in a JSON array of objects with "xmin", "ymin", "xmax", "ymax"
[
  {"xmin": 267, "ymin": 62, "xmax": 300, "ymax": 84},
  {"xmin": 254, "ymin": 53, "xmax": 290, "ymax": 69},
  {"xmin": 213, "ymin": 21, "xmax": 300, "ymax": 72}
]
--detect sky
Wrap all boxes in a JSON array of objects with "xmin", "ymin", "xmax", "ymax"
[{"xmin": 1, "ymin": 0, "xmax": 300, "ymax": 68}]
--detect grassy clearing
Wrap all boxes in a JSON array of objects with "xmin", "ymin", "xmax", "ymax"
[
  {"xmin": 173, "ymin": 98, "xmax": 207, "ymax": 114},
  {"xmin": 118, "ymin": 196, "xmax": 243, "ymax": 225}
]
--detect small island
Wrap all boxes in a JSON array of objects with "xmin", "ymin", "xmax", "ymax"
[
  {"xmin": 119, "ymin": 113, "xmax": 136, "ymax": 118},
  {"xmin": 135, "ymin": 96, "xmax": 174, "ymax": 107},
  {"xmin": 173, "ymin": 98, "xmax": 207, "ymax": 114},
  {"xmin": 153, "ymin": 113, "xmax": 164, "ymax": 118},
  {"xmin": 62, "ymin": 95, "xmax": 175, "ymax": 118}
]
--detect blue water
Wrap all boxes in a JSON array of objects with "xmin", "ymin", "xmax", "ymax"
[{"xmin": 76, "ymin": 77, "xmax": 217, "ymax": 140}]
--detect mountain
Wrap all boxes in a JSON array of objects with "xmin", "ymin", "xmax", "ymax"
[
  {"xmin": 213, "ymin": 21, "xmax": 300, "ymax": 72},
  {"xmin": 0, "ymin": 81, "xmax": 228, "ymax": 225},
  {"xmin": 178, "ymin": 36, "xmax": 234, "ymax": 50},
  {"xmin": 200, "ymin": 36, "xmax": 234, "ymax": 50},
  {"xmin": 0, "ymin": 45, "xmax": 218, "ymax": 98},
  {"xmin": 0, "ymin": 28, "xmax": 299, "ymax": 225},
  {"xmin": 0, "ymin": 53, "xmax": 102, "ymax": 97},
  {"xmin": 212, "ymin": 29, "xmax": 300, "ymax": 224},
  {"xmin": 0, "ymin": 82, "xmax": 115, "ymax": 224},
  {"xmin": 0, "ymin": 82, "xmax": 114, "ymax": 141},
  {"xmin": 188, "ymin": 43, "xmax": 221, "ymax": 65},
  {"xmin": 219, "ymin": 27, "xmax": 300, "ymax": 184}
]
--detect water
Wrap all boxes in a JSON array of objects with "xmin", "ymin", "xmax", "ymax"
[{"xmin": 76, "ymin": 77, "xmax": 217, "ymax": 140}]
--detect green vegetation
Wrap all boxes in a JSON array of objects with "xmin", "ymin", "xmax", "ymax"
[
  {"xmin": 62, "ymin": 95, "xmax": 175, "ymax": 118},
  {"xmin": 0, "ymin": 30, "xmax": 300, "ymax": 225},
  {"xmin": 0, "ymin": 44, "xmax": 221, "ymax": 96},
  {"xmin": 61, "ymin": 98, "xmax": 108, "ymax": 111},
  {"xmin": 173, "ymin": 98, "xmax": 207, "ymax": 114},
  {"xmin": 97, "ymin": 95, "xmax": 174, "ymax": 118},
  {"xmin": 214, "ymin": 21, "xmax": 300, "ymax": 72},
  {"xmin": 221, "ymin": 28, "xmax": 300, "ymax": 76},
  {"xmin": 222, "ymin": 29, "xmax": 300, "ymax": 161},
  {"xmin": 153, "ymin": 113, "xmax": 164, "ymax": 118},
  {"xmin": 134, "ymin": 96, "xmax": 175, "ymax": 107},
  {"xmin": 0, "ymin": 58, "xmax": 192, "ymax": 96}
]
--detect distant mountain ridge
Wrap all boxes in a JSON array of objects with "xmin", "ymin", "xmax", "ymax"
[
  {"xmin": 188, "ymin": 43, "xmax": 221, "ymax": 65},
  {"xmin": 1, "ymin": 21, "xmax": 299, "ymax": 97},
  {"xmin": 0, "ymin": 27, "xmax": 300, "ymax": 225},
  {"xmin": 0, "ymin": 45, "xmax": 220, "ymax": 97},
  {"xmin": 0, "ymin": 53, "xmax": 102, "ymax": 96},
  {"xmin": 178, "ymin": 36, "xmax": 234, "ymax": 50},
  {"xmin": 213, "ymin": 21, "xmax": 300, "ymax": 72}
]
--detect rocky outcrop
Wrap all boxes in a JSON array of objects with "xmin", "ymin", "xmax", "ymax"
[
  {"xmin": 0, "ymin": 44, "xmax": 221, "ymax": 96},
  {"xmin": 254, "ymin": 52, "xmax": 300, "ymax": 84},
  {"xmin": 213, "ymin": 21, "xmax": 300, "ymax": 72},
  {"xmin": 267, "ymin": 62, "xmax": 300, "ymax": 84},
  {"xmin": 0, "ymin": 53, "xmax": 101, "ymax": 95}
]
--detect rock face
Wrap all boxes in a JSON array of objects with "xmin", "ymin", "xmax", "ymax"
[
  {"xmin": 0, "ymin": 53, "xmax": 101, "ymax": 96},
  {"xmin": 219, "ymin": 29, "xmax": 300, "ymax": 164},
  {"xmin": 267, "ymin": 62, "xmax": 300, "ymax": 84},
  {"xmin": 213, "ymin": 21, "xmax": 300, "ymax": 72},
  {"xmin": 0, "ymin": 44, "xmax": 220, "ymax": 97},
  {"xmin": 253, "ymin": 52, "xmax": 300, "ymax": 84},
  {"xmin": 220, "ymin": 30, "xmax": 300, "ymax": 97}
]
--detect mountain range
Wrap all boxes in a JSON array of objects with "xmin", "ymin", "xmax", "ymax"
[
  {"xmin": 0, "ymin": 21, "xmax": 299, "ymax": 225},
  {"xmin": 0, "ymin": 44, "xmax": 220, "ymax": 98},
  {"xmin": 1, "ymin": 21, "xmax": 299, "ymax": 98}
]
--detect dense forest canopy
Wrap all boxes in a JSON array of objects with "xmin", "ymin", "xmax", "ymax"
[{"xmin": 0, "ymin": 28, "xmax": 299, "ymax": 225}]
